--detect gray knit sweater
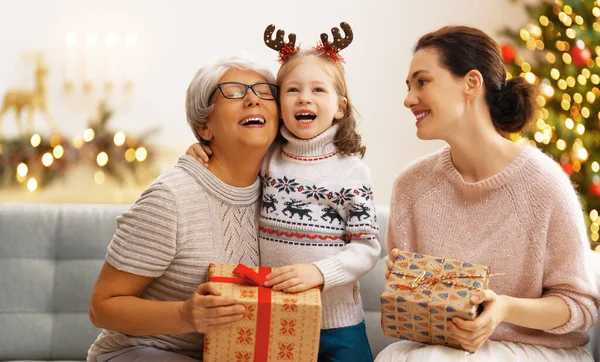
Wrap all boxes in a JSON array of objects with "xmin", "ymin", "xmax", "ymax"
[
  {"xmin": 87, "ymin": 156, "xmax": 261, "ymax": 361},
  {"xmin": 260, "ymin": 124, "xmax": 381, "ymax": 329}
]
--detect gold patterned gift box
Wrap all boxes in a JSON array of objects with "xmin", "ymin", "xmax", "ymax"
[
  {"xmin": 380, "ymin": 251, "xmax": 492, "ymax": 350},
  {"xmin": 203, "ymin": 263, "xmax": 322, "ymax": 362}
]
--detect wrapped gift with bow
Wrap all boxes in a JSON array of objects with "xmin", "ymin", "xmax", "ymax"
[
  {"xmin": 380, "ymin": 251, "xmax": 492, "ymax": 349},
  {"xmin": 203, "ymin": 263, "xmax": 322, "ymax": 362}
]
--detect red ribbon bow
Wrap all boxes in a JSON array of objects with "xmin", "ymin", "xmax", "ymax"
[
  {"xmin": 233, "ymin": 264, "xmax": 268, "ymax": 286},
  {"xmin": 209, "ymin": 264, "xmax": 272, "ymax": 362}
]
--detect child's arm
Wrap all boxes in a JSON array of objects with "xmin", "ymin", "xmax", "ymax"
[
  {"xmin": 264, "ymin": 263, "xmax": 324, "ymax": 293},
  {"xmin": 312, "ymin": 191, "xmax": 381, "ymax": 292},
  {"xmin": 265, "ymin": 218, "xmax": 380, "ymax": 293},
  {"xmin": 266, "ymin": 163, "xmax": 381, "ymax": 293},
  {"xmin": 185, "ymin": 143, "xmax": 212, "ymax": 167}
]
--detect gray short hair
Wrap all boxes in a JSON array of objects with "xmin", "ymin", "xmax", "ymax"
[{"xmin": 185, "ymin": 54, "xmax": 276, "ymax": 142}]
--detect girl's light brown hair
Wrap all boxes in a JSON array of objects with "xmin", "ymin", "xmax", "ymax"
[{"xmin": 277, "ymin": 50, "xmax": 366, "ymax": 158}]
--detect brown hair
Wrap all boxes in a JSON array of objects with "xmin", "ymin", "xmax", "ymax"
[
  {"xmin": 415, "ymin": 26, "xmax": 538, "ymax": 133},
  {"xmin": 276, "ymin": 50, "xmax": 366, "ymax": 158}
]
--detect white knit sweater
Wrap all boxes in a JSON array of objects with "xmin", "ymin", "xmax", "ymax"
[{"xmin": 259, "ymin": 124, "xmax": 381, "ymax": 329}]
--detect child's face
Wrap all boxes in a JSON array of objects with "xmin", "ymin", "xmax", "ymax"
[
  {"xmin": 404, "ymin": 48, "xmax": 467, "ymax": 141},
  {"xmin": 279, "ymin": 56, "xmax": 346, "ymax": 140}
]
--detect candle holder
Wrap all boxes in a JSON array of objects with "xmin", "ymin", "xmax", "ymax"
[{"xmin": 63, "ymin": 31, "xmax": 137, "ymax": 95}]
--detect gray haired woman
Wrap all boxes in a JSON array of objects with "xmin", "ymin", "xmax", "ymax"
[{"xmin": 87, "ymin": 54, "xmax": 280, "ymax": 362}]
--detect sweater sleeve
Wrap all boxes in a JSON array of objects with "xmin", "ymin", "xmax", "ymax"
[
  {"xmin": 386, "ymin": 172, "xmax": 418, "ymax": 256},
  {"xmin": 386, "ymin": 200, "xmax": 396, "ymax": 258},
  {"xmin": 106, "ymin": 182, "xmax": 178, "ymax": 277},
  {"xmin": 386, "ymin": 177, "xmax": 405, "ymax": 257},
  {"xmin": 313, "ymin": 164, "xmax": 381, "ymax": 292},
  {"xmin": 542, "ymin": 178, "xmax": 599, "ymax": 334}
]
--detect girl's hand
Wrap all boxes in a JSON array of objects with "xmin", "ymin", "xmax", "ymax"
[
  {"xmin": 185, "ymin": 143, "xmax": 213, "ymax": 168},
  {"xmin": 447, "ymin": 290, "xmax": 509, "ymax": 353},
  {"xmin": 180, "ymin": 282, "xmax": 245, "ymax": 333},
  {"xmin": 264, "ymin": 264, "xmax": 324, "ymax": 293},
  {"xmin": 385, "ymin": 248, "xmax": 400, "ymax": 279}
]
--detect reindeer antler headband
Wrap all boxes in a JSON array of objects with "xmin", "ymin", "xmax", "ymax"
[
  {"xmin": 264, "ymin": 24, "xmax": 299, "ymax": 64},
  {"xmin": 264, "ymin": 22, "xmax": 354, "ymax": 64},
  {"xmin": 316, "ymin": 22, "xmax": 353, "ymax": 64}
]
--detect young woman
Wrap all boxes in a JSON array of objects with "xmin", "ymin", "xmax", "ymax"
[{"xmin": 379, "ymin": 26, "xmax": 599, "ymax": 362}]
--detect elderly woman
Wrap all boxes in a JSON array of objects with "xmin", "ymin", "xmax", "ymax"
[{"xmin": 87, "ymin": 54, "xmax": 279, "ymax": 362}]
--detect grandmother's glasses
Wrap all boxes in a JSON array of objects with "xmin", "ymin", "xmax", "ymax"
[{"xmin": 208, "ymin": 82, "xmax": 278, "ymax": 102}]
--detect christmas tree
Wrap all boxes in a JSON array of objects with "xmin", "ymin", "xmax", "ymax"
[{"xmin": 501, "ymin": 0, "xmax": 600, "ymax": 252}]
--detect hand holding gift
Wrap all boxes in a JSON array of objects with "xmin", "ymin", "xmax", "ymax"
[
  {"xmin": 180, "ymin": 282, "xmax": 246, "ymax": 333},
  {"xmin": 447, "ymin": 289, "xmax": 509, "ymax": 352},
  {"xmin": 384, "ymin": 249, "xmax": 400, "ymax": 280},
  {"xmin": 264, "ymin": 263, "xmax": 324, "ymax": 293},
  {"xmin": 381, "ymin": 250, "xmax": 499, "ymax": 351}
]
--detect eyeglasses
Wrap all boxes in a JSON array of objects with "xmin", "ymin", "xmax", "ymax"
[{"xmin": 208, "ymin": 82, "xmax": 279, "ymax": 102}]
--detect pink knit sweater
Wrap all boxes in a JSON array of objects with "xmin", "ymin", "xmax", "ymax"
[{"xmin": 387, "ymin": 145, "xmax": 599, "ymax": 349}]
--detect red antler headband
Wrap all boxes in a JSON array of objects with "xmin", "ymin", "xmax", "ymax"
[{"xmin": 263, "ymin": 22, "xmax": 354, "ymax": 65}]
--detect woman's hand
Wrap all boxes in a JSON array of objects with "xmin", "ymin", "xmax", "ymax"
[
  {"xmin": 180, "ymin": 282, "xmax": 245, "ymax": 333},
  {"xmin": 385, "ymin": 248, "xmax": 400, "ymax": 279},
  {"xmin": 264, "ymin": 264, "xmax": 324, "ymax": 293},
  {"xmin": 447, "ymin": 289, "xmax": 510, "ymax": 353},
  {"xmin": 185, "ymin": 143, "xmax": 213, "ymax": 168}
]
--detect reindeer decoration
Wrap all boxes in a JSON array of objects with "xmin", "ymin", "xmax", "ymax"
[
  {"xmin": 348, "ymin": 203, "xmax": 371, "ymax": 221},
  {"xmin": 263, "ymin": 24, "xmax": 298, "ymax": 64},
  {"xmin": 262, "ymin": 194, "xmax": 278, "ymax": 213},
  {"xmin": 282, "ymin": 199, "xmax": 314, "ymax": 221},
  {"xmin": 263, "ymin": 22, "xmax": 353, "ymax": 65},
  {"xmin": 0, "ymin": 54, "xmax": 56, "ymax": 138},
  {"xmin": 320, "ymin": 206, "xmax": 344, "ymax": 225}
]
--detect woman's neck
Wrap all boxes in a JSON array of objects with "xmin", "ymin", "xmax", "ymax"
[
  {"xmin": 207, "ymin": 148, "xmax": 264, "ymax": 187},
  {"xmin": 446, "ymin": 115, "xmax": 522, "ymax": 183}
]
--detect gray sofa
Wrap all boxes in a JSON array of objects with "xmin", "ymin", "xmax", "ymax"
[{"xmin": 0, "ymin": 204, "xmax": 598, "ymax": 361}]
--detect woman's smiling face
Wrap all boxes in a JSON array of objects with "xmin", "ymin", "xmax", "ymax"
[
  {"xmin": 203, "ymin": 68, "xmax": 279, "ymax": 150},
  {"xmin": 404, "ymin": 47, "xmax": 468, "ymax": 141}
]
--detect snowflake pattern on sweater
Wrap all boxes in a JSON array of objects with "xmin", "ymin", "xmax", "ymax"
[{"xmin": 260, "ymin": 174, "xmax": 377, "ymax": 232}]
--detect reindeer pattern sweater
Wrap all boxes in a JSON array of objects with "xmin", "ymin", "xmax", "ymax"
[
  {"xmin": 260, "ymin": 124, "xmax": 381, "ymax": 329},
  {"xmin": 387, "ymin": 145, "xmax": 599, "ymax": 348}
]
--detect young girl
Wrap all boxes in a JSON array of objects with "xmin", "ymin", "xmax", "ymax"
[
  {"xmin": 379, "ymin": 26, "xmax": 599, "ymax": 362},
  {"xmin": 188, "ymin": 23, "xmax": 380, "ymax": 361}
]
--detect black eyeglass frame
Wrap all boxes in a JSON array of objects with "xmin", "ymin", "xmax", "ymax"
[{"xmin": 208, "ymin": 82, "xmax": 279, "ymax": 103}]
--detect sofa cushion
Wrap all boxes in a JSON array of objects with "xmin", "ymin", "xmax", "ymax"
[
  {"xmin": 0, "ymin": 259, "xmax": 55, "ymax": 313},
  {"xmin": 52, "ymin": 313, "xmax": 103, "ymax": 360},
  {"xmin": 0, "ymin": 313, "xmax": 53, "ymax": 360},
  {"xmin": 54, "ymin": 260, "xmax": 106, "ymax": 313},
  {"xmin": 0, "ymin": 204, "xmax": 126, "ymax": 361}
]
